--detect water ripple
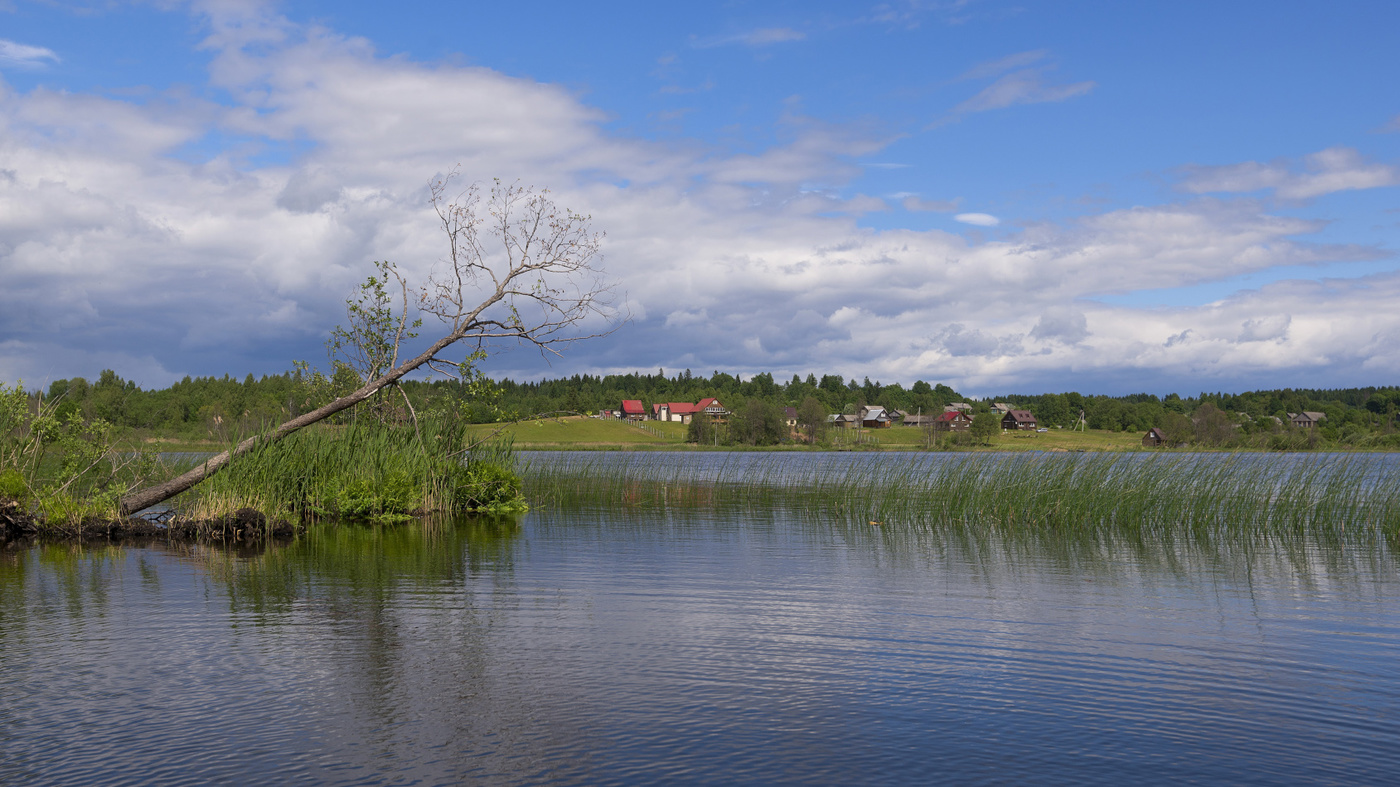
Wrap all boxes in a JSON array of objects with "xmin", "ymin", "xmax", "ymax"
[{"xmin": 2, "ymin": 511, "xmax": 1398, "ymax": 784}]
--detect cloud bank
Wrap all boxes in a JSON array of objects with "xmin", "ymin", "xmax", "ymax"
[{"xmin": 0, "ymin": 4, "xmax": 1395, "ymax": 397}]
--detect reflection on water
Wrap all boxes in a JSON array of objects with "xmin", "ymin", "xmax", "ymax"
[{"xmin": 2, "ymin": 512, "xmax": 1399, "ymax": 784}]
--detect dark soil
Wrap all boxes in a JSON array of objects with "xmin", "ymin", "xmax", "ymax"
[{"xmin": 0, "ymin": 500, "xmax": 300, "ymax": 545}]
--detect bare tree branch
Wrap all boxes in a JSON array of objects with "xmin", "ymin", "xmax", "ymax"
[{"xmin": 119, "ymin": 172, "xmax": 617, "ymax": 516}]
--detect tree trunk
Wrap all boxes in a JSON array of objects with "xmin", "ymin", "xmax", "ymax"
[{"xmin": 118, "ymin": 333, "xmax": 461, "ymax": 516}]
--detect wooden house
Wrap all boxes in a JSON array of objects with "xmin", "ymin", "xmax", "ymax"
[
  {"xmin": 1288, "ymin": 411, "xmax": 1327, "ymax": 428},
  {"xmin": 621, "ymin": 400, "xmax": 646, "ymax": 422},
  {"xmin": 1142, "ymin": 427, "xmax": 1167, "ymax": 447},
  {"xmin": 1002, "ymin": 410, "xmax": 1037, "ymax": 430},
  {"xmin": 653, "ymin": 397, "xmax": 728, "ymax": 424},
  {"xmin": 860, "ymin": 405, "xmax": 895, "ymax": 429},
  {"xmin": 932, "ymin": 410, "xmax": 972, "ymax": 432},
  {"xmin": 828, "ymin": 413, "xmax": 855, "ymax": 428}
]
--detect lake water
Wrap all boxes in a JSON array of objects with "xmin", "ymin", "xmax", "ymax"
[{"xmin": 4, "ymin": 466, "xmax": 1400, "ymax": 783}]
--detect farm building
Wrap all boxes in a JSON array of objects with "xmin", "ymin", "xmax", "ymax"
[
  {"xmin": 653, "ymin": 397, "xmax": 729, "ymax": 424},
  {"xmin": 1142, "ymin": 427, "xmax": 1168, "ymax": 447}
]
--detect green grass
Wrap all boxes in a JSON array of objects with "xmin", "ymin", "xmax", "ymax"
[
  {"xmin": 519, "ymin": 452, "xmax": 1400, "ymax": 542},
  {"xmin": 463, "ymin": 416, "xmax": 688, "ymax": 447},
  {"xmin": 465, "ymin": 416, "xmax": 1149, "ymax": 451},
  {"xmin": 110, "ymin": 417, "xmax": 1257, "ymax": 454},
  {"xmin": 171, "ymin": 418, "xmax": 525, "ymax": 524}
]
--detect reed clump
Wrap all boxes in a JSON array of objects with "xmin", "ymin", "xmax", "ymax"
[
  {"xmin": 520, "ymin": 452, "xmax": 1400, "ymax": 538},
  {"xmin": 176, "ymin": 418, "xmax": 525, "ymax": 524}
]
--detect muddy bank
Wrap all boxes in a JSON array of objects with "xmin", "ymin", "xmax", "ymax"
[{"xmin": 1, "ymin": 500, "xmax": 300, "ymax": 544}]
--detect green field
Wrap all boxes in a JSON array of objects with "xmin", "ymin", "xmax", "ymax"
[
  {"xmin": 459, "ymin": 417, "xmax": 1148, "ymax": 451},
  {"xmin": 463, "ymin": 416, "xmax": 690, "ymax": 448},
  {"xmin": 119, "ymin": 418, "xmax": 1157, "ymax": 453}
]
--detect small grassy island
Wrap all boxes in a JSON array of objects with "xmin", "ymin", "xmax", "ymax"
[{"xmin": 1, "ymin": 379, "xmax": 524, "ymax": 540}]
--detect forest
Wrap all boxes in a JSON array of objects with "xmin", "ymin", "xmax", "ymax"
[{"xmin": 19, "ymin": 367, "xmax": 1400, "ymax": 449}]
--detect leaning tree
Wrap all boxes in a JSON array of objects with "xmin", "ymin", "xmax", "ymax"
[{"xmin": 119, "ymin": 173, "xmax": 615, "ymax": 516}]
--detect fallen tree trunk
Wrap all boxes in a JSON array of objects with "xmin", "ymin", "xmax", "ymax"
[{"xmin": 119, "ymin": 334, "xmax": 458, "ymax": 516}]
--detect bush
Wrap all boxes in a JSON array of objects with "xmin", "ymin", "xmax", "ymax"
[
  {"xmin": 446, "ymin": 460, "xmax": 527, "ymax": 512},
  {"xmin": 0, "ymin": 467, "xmax": 26, "ymax": 501}
]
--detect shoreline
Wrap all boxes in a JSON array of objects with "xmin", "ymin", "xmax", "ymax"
[{"xmin": 1, "ymin": 501, "xmax": 301, "ymax": 545}]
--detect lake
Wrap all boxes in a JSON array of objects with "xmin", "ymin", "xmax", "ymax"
[{"xmin": 3, "ymin": 454, "xmax": 1399, "ymax": 784}]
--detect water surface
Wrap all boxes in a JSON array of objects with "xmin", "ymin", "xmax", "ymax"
[{"xmin": 2, "ymin": 509, "xmax": 1397, "ymax": 784}]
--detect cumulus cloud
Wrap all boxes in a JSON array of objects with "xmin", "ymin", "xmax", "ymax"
[
  {"xmin": 0, "ymin": 5, "xmax": 1393, "ymax": 397},
  {"xmin": 1237, "ymin": 314, "xmax": 1290, "ymax": 343},
  {"xmin": 935, "ymin": 324, "xmax": 1006, "ymax": 357},
  {"xmin": 0, "ymin": 39, "xmax": 59, "ymax": 69},
  {"xmin": 1030, "ymin": 307, "xmax": 1089, "ymax": 344},
  {"xmin": 954, "ymin": 212, "xmax": 998, "ymax": 226},
  {"xmin": 1179, "ymin": 147, "xmax": 1400, "ymax": 200}
]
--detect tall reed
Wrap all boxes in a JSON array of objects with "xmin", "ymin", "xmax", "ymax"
[
  {"xmin": 519, "ymin": 452, "xmax": 1400, "ymax": 539},
  {"xmin": 178, "ymin": 418, "xmax": 524, "ymax": 522}
]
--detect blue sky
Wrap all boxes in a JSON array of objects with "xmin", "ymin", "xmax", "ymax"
[{"xmin": 1, "ymin": 0, "xmax": 1398, "ymax": 396}]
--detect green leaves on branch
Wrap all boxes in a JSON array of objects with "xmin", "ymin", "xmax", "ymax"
[
  {"xmin": 0, "ymin": 379, "xmax": 169, "ymax": 524},
  {"xmin": 327, "ymin": 260, "xmax": 421, "ymax": 384}
]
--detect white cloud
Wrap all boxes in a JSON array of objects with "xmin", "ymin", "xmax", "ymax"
[
  {"xmin": 952, "ymin": 68, "xmax": 1094, "ymax": 115},
  {"xmin": 0, "ymin": 5, "xmax": 1393, "ymax": 397},
  {"xmin": 1179, "ymin": 147, "xmax": 1400, "ymax": 200},
  {"xmin": 1030, "ymin": 307, "xmax": 1088, "ymax": 344},
  {"xmin": 1237, "ymin": 314, "xmax": 1290, "ymax": 343},
  {"xmin": 0, "ymin": 39, "xmax": 59, "ymax": 69},
  {"xmin": 954, "ymin": 212, "xmax": 998, "ymax": 226}
]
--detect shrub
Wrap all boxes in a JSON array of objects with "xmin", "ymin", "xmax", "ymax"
[{"xmin": 0, "ymin": 467, "xmax": 26, "ymax": 501}]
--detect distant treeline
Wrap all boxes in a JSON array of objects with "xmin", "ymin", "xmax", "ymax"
[
  {"xmin": 992, "ymin": 387, "xmax": 1400, "ymax": 434},
  {"xmin": 22, "ymin": 368, "xmax": 1400, "ymax": 445}
]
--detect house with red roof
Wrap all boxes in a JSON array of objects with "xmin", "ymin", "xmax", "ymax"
[
  {"xmin": 932, "ymin": 410, "xmax": 972, "ymax": 432},
  {"xmin": 620, "ymin": 399, "xmax": 646, "ymax": 422},
  {"xmin": 654, "ymin": 397, "xmax": 728, "ymax": 424}
]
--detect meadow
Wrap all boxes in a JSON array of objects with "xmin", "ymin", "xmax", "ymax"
[{"xmin": 459, "ymin": 416, "xmax": 1146, "ymax": 451}]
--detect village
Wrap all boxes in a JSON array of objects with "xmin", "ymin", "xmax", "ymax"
[
  {"xmin": 604, "ymin": 397, "xmax": 1042, "ymax": 435},
  {"xmin": 598, "ymin": 397, "xmax": 1332, "ymax": 448}
]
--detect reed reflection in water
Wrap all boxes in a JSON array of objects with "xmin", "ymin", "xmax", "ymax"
[{"xmin": 2, "ymin": 507, "xmax": 1398, "ymax": 784}]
